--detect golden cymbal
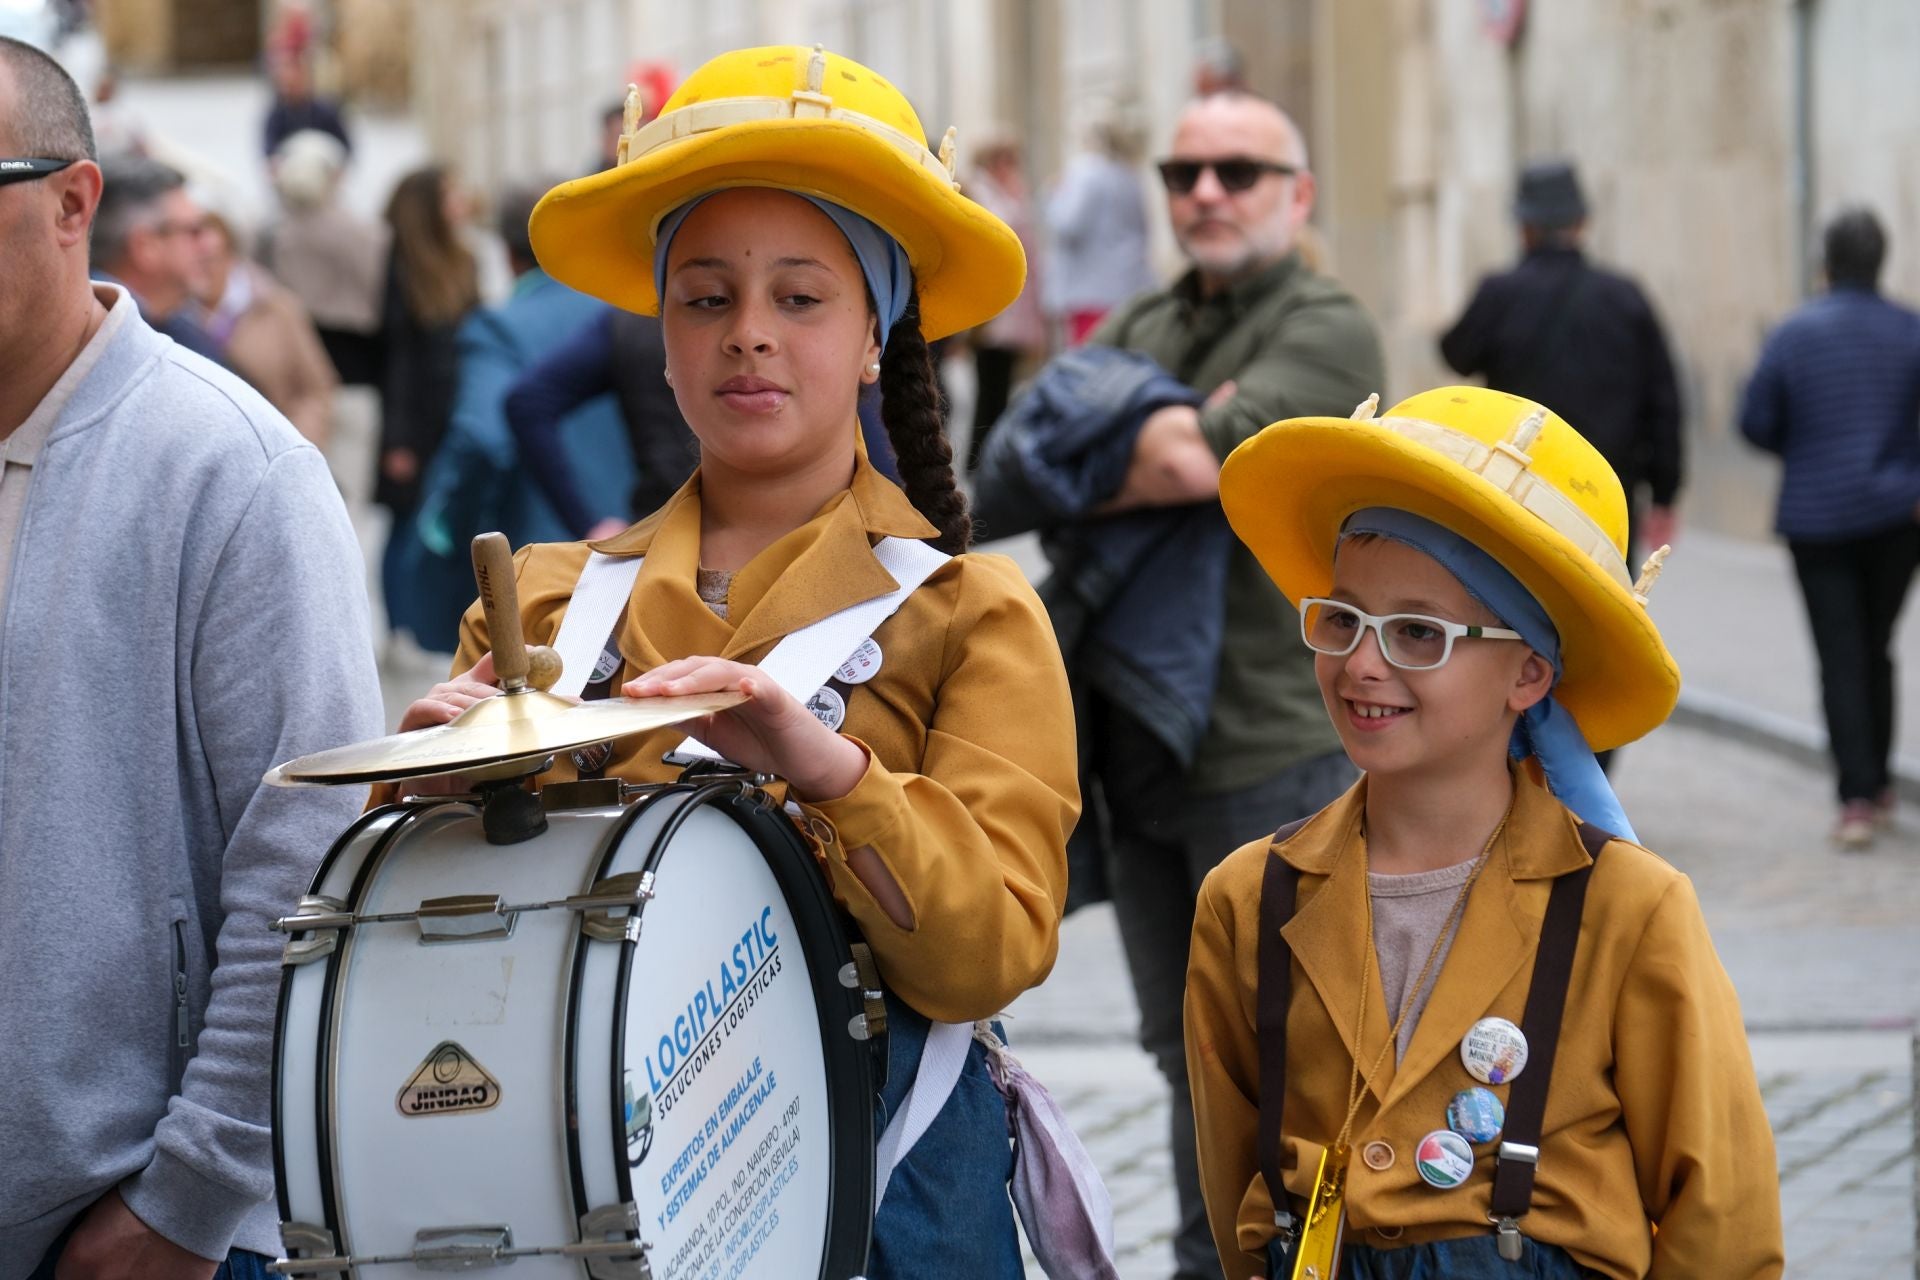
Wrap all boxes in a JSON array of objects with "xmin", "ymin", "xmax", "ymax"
[{"xmin": 264, "ymin": 689, "xmax": 747, "ymax": 787}]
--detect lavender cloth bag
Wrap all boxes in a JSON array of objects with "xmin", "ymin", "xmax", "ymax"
[{"xmin": 973, "ymin": 1021, "xmax": 1121, "ymax": 1280}]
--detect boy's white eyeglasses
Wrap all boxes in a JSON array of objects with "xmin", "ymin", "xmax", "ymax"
[{"xmin": 1298, "ymin": 598, "xmax": 1525, "ymax": 671}]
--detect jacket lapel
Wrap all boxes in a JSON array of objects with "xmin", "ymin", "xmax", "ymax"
[{"xmin": 1280, "ymin": 785, "xmax": 1398, "ymax": 1107}]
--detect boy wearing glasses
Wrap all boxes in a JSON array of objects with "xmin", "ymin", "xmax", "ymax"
[
  {"xmin": 1068, "ymin": 87, "xmax": 1385, "ymax": 1280},
  {"xmin": 1184, "ymin": 387, "xmax": 1783, "ymax": 1278}
]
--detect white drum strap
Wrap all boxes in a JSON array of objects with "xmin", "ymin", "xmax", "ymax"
[
  {"xmin": 871, "ymin": 1018, "xmax": 975, "ymax": 1214},
  {"xmin": 550, "ymin": 551, "xmax": 644, "ymax": 699},
  {"xmin": 670, "ymin": 536, "xmax": 950, "ymax": 763}
]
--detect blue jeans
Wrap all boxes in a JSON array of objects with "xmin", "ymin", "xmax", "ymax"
[
  {"xmin": 867, "ymin": 996, "xmax": 1021, "ymax": 1279},
  {"xmin": 1266, "ymin": 1232, "xmax": 1602, "ymax": 1278},
  {"xmin": 32, "ymin": 1219, "xmax": 274, "ymax": 1280}
]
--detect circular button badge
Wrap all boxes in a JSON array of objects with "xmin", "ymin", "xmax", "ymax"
[
  {"xmin": 1414, "ymin": 1129, "xmax": 1476, "ymax": 1189},
  {"xmin": 1446, "ymin": 1087, "xmax": 1506, "ymax": 1144},
  {"xmin": 805, "ymin": 686, "xmax": 848, "ymax": 732},
  {"xmin": 1460, "ymin": 1016, "xmax": 1529, "ymax": 1085},
  {"xmin": 835, "ymin": 638, "xmax": 883, "ymax": 685}
]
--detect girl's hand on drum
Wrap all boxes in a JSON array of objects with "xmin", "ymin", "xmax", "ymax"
[
  {"xmin": 625, "ymin": 657, "xmax": 868, "ymax": 801},
  {"xmin": 398, "ymin": 651, "xmax": 503, "ymax": 733}
]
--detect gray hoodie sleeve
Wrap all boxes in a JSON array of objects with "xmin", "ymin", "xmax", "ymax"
[{"xmin": 117, "ymin": 444, "xmax": 383, "ymax": 1259}]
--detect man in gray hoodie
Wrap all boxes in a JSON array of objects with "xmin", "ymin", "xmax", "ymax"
[{"xmin": 0, "ymin": 38, "xmax": 383, "ymax": 1279}]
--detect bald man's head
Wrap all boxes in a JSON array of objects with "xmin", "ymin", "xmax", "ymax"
[
  {"xmin": 1162, "ymin": 91, "xmax": 1315, "ymax": 288},
  {"xmin": 0, "ymin": 37, "xmax": 95, "ymax": 163}
]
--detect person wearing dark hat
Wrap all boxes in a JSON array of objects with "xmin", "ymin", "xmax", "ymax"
[{"xmin": 1440, "ymin": 160, "xmax": 1684, "ymax": 563}]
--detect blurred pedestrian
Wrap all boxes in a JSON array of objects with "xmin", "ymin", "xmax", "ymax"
[
  {"xmin": 262, "ymin": 45, "xmax": 349, "ymax": 158},
  {"xmin": 1740, "ymin": 207, "xmax": 1920, "ymax": 849},
  {"xmin": 0, "ymin": 36, "xmax": 381, "ymax": 1277},
  {"xmin": 91, "ymin": 156, "xmax": 225, "ymax": 365},
  {"xmin": 504, "ymin": 307, "xmax": 694, "ymax": 541},
  {"xmin": 1069, "ymin": 89, "xmax": 1383, "ymax": 1280},
  {"xmin": 1045, "ymin": 107, "xmax": 1154, "ymax": 346},
  {"xmin": 1191, "ymin": 38, "xmax": 1246, "ymax": 97},
  {"xmin": 964, "ymin": 130, "xmax": 1046, "ymax": 471},
  {"xmin": 377, "ymin": 165, "xmax": 478, "ymax": 631},
  {"xmin": 390, "ymin": 180, "xmax": 634, "ymax": 653},
  {"xmin": 260, "ymin": 129, "xmax": 388, "ymax": 386},
  {"xmin": 1441, "ymin": 159, "xmax": 1684, "ymax": 560},
  {"xmin": 192, "ymin": 208, "xmax": 337, "ymax": 448}
]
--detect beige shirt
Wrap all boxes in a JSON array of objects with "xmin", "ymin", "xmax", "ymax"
[
  {"xmin": 1370, "ymin": 858, "xmax": 1475, "ymax": 1062},
  {"xmin": 0, "ymin": 285, "xmax": 131, "ymax": 610}
]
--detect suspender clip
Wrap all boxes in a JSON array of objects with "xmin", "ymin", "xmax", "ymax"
[
  {"xmin": 1492, "ymin": 1216, "xmax": 1524, "ymax": 1262},
  {"xmin": 1496, "ymin": 1140, "xmax": 1539, "ymax": 1167}
]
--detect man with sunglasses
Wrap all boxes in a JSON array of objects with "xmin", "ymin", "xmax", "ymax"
[
  {"xmin": 0, "ymin": 36, "xmax": 381, "ymax": 1280},
  {"xmin": 1077, "ymin": 89, "xmax": 1384, "ymax": 1280}
]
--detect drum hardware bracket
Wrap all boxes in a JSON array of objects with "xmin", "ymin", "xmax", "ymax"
[
  {"xmin": 842, "ymin": 942, "xmax": 888, "ymax": 1040},
  {"xmin": 542, "ymin": 777, "xmax": 625, "ymax": 811},
  {"xmin": 275, "ymin": 896, "xmax": 349, "ymax": 966},
  {"xmin": 580, "ymin": 1203, "xmax": 652, "ymax": 1280},
  {"xmin": 417, "ymin": 895, "xmax": 516, "ymax": 943},
  {"xmin": 578, "ymin": 871, "xmax": 654, "ymax": 943},
  {"xmin": 476, "ymin": 777, "xmax": 549, "ymax": 846}
]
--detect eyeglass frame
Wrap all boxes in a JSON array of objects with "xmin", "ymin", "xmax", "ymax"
[
  {"xmin": 1297, "ymin": 597, "xmax": 1526, "ymax": 671},
  {"xmin": 0, "ymin": 158, "xmax": 78, "ymax": 188},
  {"xmin": 1155, "ymin": 156, "xmax": 1299, "ymax": 196}
]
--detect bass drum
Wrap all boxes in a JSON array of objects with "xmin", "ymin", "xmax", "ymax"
[{"xmin": 273, "ymin": 779, "xmax": 875, "ymax": 1278}]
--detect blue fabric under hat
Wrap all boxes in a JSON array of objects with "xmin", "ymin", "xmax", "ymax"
[
  {"xmin": 652, "ymin": 192, "xmax": 913, "ymax": 349},
  {"xmin": 1340, "ymin": 507, "xmax": 1638, "ymax": 843}
]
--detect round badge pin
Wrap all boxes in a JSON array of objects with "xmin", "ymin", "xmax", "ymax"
[
  {"xmin": 835, "ymin": 638, "xmax": 883, "ymax": 685},
  {"xmin": 1414, "ymin": 1129, "xmax": 1476, "ymax": 1189},
  {"xmin": 805, "ymin": 686, "xmax": 848, "ymax": 732},
  {"xmin": 1446, "ymin": 1087, "xmax": 1506, "ymax": 1144},
  {"xmin": 589, "ymin": 641, "xmax": 623, "ymax": 685},
  {"xmin": 1460, "ymin": 1016, "xmax": 1529, "ymax": 1085}
]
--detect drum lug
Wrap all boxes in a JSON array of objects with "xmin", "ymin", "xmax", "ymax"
[
  {"xmin": 576, "ymin": 1203, "xmax": 651, "ymax": 1279},
  {"xmin": 847, "ymin": 942, "xmax": 887, "ymax": 1038},
  {"xmin": 271, "ymin": 1222, "xmax": 344, "ymax": 1276},
  {"xmin": 412, "ymin": 1224, "xmax": 514, "ymax": 1270},
  {"xmin": 275, "ymin": 896, "xmax": 349, "ymax": 966},
  {"xmin": 577, "ymin": 872, "xmax": 653, "ymax": 943},
  {"xmin": 417, "ymin": 895, "xmax": 517, "ymax": 943}
]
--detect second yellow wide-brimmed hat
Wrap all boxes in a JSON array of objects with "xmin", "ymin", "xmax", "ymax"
[
  {"xmin": 1218, "ymin": 386, "xmax": 1680, "ymax": 752},
  {"xmin": 529, "ymin": 44, "xmax": 1025, "ymax": 341}
]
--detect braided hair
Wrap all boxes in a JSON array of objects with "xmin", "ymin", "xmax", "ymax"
[{"xmin": 878, "ymin": 284, "xmax": 973, "ymax": 554}]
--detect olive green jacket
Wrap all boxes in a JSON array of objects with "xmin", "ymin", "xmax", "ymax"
[{"xmin": 1090, "ymin": 254, "xmax": 1386, "ymax": 790}]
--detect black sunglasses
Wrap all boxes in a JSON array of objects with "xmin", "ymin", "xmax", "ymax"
[
  {"xmin": 1156, "ymin": 156, "xmax": 1297, "ymax": 196},
  {"xmin": 0, "ymin": 158, "xmax": 77, "ymax": 187}
]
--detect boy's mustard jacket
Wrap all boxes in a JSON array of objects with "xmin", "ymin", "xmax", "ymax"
[
  {"xmin": 1185, "ymin": 773, "xmax": 1784, "ymax": 1280},
  {"xmin": 433, "ymin": 455, "xmax": 1080, "ymax": 1024}
]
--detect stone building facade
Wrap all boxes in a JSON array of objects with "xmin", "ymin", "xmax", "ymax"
[{"xmin": 409, "ymin": 0, "xmax": 1920, "ymax": 535}]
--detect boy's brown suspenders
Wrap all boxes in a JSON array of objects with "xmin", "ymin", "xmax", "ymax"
[{"xmin": 1256, "ymin": 820, "xmax": 1611, "ymax": 1262}]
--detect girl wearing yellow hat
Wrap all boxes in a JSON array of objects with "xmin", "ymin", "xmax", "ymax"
[
  {"xmin": 1184, "ymin": 388, "xmax": 1783, "ymax": 1278},
  {"xmin": 398, "ymin": 47, "xmax": 1085, "ymax": 1278}
]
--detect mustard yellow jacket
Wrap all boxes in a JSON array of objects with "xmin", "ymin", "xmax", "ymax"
[
  {"xmin": 1185, "ymin": 773, "xmax": 1783, "ymax": 1279},
  {"xmin": 436, "ymin": 456, "xmax": 1080, "ymax": 1023}
]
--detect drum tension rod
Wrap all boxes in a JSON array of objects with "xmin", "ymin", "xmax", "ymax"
[{"xmin": 272, "ymin": 875, "xmax": 657, "ymax": 960}]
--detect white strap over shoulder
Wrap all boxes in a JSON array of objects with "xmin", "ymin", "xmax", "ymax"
[
  {"xmin": 670, "ymin": 536, "xmax": 950, "ymax": 762},
  {"xmin": 549, "ymin": 551, "xmax": 644, "ymax": 700}
]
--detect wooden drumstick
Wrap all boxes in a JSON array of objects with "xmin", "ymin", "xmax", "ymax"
[{"xmin": 472, "ymin": 532, "xmax": 531, "ymax": 692}]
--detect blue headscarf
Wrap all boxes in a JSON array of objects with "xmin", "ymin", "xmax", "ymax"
[
  {"xmin": 1340, "ymin": 507, "xmax": 1637, "ymax": 843},
  {"xmin": 651, "ymin": 192, "xmax": 913, "ymax": 349}
]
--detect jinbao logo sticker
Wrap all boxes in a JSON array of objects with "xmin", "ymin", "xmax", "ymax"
[{"xmin": 396, "ymin": 1041, "xmax": 500, "ymax": 1117}]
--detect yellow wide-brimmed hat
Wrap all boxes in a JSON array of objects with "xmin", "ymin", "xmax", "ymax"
[
  {"xmin": 529, "ymin": 44, "xmax": 1025, "ymax": 341},
  {"xmin": 1218, "ymin": 386, "xmax": 1679, "ymax": 751}
]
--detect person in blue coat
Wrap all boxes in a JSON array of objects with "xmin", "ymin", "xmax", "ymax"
[
  {"xmin": 1740, "ymin": 206, "xmax": 1920, "ymax": 848},
  {"xmin": 387, "ymin": 182, "xmax": 636, "ymax": 653}
]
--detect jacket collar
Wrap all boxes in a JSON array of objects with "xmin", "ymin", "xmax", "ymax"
[
  {"xmin": 588, "ymin": 440, "xmax": 940, "ymax": 666},
  {"xmin": 1277, "ymin": 769, "xmax": 1593, "ymax": 1107}
]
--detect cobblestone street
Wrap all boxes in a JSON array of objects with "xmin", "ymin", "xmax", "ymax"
[{"xmin": 1006, "ymin": 720, "xmax": 1920, "ymax": 1279}]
